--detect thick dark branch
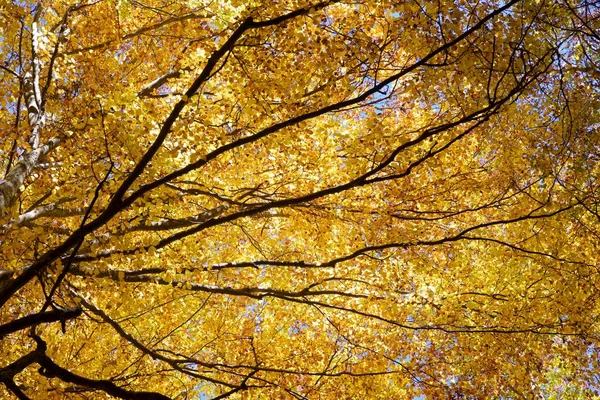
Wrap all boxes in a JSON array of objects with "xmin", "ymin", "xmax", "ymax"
[
  {"xmin": 69, "ymin": 268, "xmax": 369, "ymax": 300},
  {"xmin": 0, "ymin": 332, "xmax": 170, "ymax": 399},
  {"xmin": 0, "ymin": 347, "xmax": 43, "ymax": 382},
  {"xmin": 36, "ymin": 353, "xmax": 171, "ymax": 400},
  {"xmin": 3, "ymin": 379, "xmax": 31, "ymax": 400},
  {"xmin": 0, "ymin": 307, "xmax": 81, "ymax": 337}
]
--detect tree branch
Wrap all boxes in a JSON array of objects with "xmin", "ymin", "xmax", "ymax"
[
  {"xmin": 0, "ymin": 333, "xmax": 172, "ymax": 400},
  {"xmin": 0, "ymin": 138, "xmax": 61, "ymax": 216},
  {"xmin": 0, "ymin": 307, "xmax": 82, "ymax": 338}
]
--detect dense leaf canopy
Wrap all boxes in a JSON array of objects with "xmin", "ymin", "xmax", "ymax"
[{"xmin": 1, "ymin": 0, "xmax": 600, "ymax": 398}]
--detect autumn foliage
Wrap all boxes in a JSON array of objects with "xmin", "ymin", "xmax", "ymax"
[{"xmin": 1, "ymin": 0, "xmax": 600, "ymax": 398}]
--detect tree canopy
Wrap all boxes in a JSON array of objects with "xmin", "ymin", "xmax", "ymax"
[{"xmin": 1, "ymin": 0, "xmax": 599, "ymax": 398}]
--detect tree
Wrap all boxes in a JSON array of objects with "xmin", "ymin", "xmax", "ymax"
[{"xmin": 0, "ymin": 0, "xmax": 599, "ymax": 398}]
